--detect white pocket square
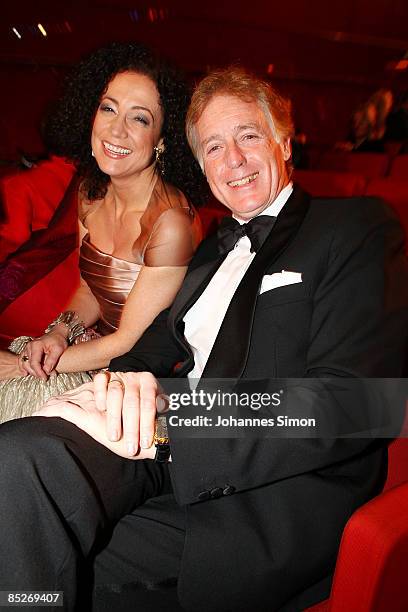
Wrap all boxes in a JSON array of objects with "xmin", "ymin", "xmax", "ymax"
[{"xmin": 259, "ymin": 270, "xmax": 302, "ymax": 294}]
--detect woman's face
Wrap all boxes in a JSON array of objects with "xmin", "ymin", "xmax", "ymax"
[{"xmin": 91, "ymin": 71, "xmax": 164, "ymax": 180}]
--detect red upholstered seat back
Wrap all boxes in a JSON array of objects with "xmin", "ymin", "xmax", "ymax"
[
  {"xmin": 384, "ymin": 407, "xmax": 408, "ymax": 492},
  {"xmin": 364, "ymin": 178, "xmax": 408, "ymax": 254},
  {"xmin": 318, "ymin": 151, "xmax": 389, "ymax": 179},
  {"xmin": 305, "ymin": 411, "xmax": 408, "ymax": 612},
  {"xmin": 198, "ymin": 196, "xmax": 230, "ymax": 237},
  {"xmin": 328, "ymin": 482, "xmax": 408, "ymax": 612},
  {"xmin": 389, "ymin": 154, "xmax": 408, "ymax": 180},
  {"xmin": 0, "ymin": 157, "xmax": 80, "ymax": 348},
  {"xmin": 294, "ymin": 170, "xmax": 366, "ymax": 197}
]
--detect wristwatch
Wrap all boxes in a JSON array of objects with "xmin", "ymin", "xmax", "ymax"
[{"xmin": 154, "ymin": 415, "xmax": 170, "ymax": 463}]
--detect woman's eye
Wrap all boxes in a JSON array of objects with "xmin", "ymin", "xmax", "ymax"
[
  {"xmin": 133, "ymin": 115, "xmax": 149, "ymax": 126},
  {"xmin": 100, "ymin": 104, "xmax": 114, "ymax": 113},
  {"xmin": 243, "ymin": 133, "xmax": 258, "ymax": 140}
]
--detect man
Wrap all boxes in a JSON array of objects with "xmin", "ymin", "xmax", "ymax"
[{"xmin": 0, "ymin": 68, "xmax": 407, "ymax": 612}]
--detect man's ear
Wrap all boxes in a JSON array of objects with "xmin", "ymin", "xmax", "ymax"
[{"xmin": 281, "ymin": 138, "xmax": 291, "ymax": 161}]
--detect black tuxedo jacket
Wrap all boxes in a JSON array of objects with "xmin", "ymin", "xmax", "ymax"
[{"xmin": 110, "ymin": 186, "xmax": 408, "ymax": 611}]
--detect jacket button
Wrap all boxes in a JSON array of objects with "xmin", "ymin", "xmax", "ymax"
[
  {"xmin": 197, "ymin": 490, "xmax": 211, "ymax": 501},
  {"xmin": 223, "ymin": 485, "xmax": 236, "ymax": 496},
  {"xmin": 210, "ymin": 487, "xmax": 223, "ymax": 499}
]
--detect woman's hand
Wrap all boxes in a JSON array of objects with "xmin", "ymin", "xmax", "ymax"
[
  {"xmin": 21, "ymin": 331, "xmax": 68, "ymax": 380},
  {"xmin": 0, "ymin": 350, "xmax": 26, "ymax": 380}
]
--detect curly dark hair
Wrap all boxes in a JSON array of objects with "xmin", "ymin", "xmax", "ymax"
[{"xmin": 44, "ymin": 42, "xmax": 208, "ymax": 205}]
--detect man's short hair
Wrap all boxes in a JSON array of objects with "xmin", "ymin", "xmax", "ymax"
[{"xmin": 186, "ymin": 66, "xmax": 295, "ymax": 171}]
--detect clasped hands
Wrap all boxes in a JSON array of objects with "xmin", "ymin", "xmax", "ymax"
[{"xmin": 34, "ymin": 371, "xmax": 166, "ymax": 460}]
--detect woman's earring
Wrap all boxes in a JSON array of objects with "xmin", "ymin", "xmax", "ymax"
[
  {"xmin": 91, "ymin": 149, "xmax": 95, "ymax": 158},
  {"xmin": 154, "ymin": 146, "xmax": 165, "ymax": 175}
]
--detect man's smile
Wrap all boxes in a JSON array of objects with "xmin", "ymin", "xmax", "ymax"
[{"xmin": 227, "ymin": 172, "xmax": 259, "ymax": 188}]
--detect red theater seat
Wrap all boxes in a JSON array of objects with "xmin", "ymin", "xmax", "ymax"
[
  {"xmin": 199, "ymin": 199, "xmax": 230, "ymax": 237},
  {"xmin": 318, "ymin": 151, "xmax": 389, "ymax": 179},
  {"xmin": 383, "ymin": 408, "xmax": 408, "ymax": 492},
  {"xmin": 389, "ymin": 154, "xmax": 408, "ymax": 180},
  {"xmin": 0, "ymin": 251, "xmax": 79, "ymax": 349},
  {"xmin": 304, "ymin": 435, "xmax": 408, "ymax": 612},
  {"xmin": 0, "ymin": 157, "xmax": 79, "ymax": 348},
  {"xmin": 364, "ymin": 178, "xmax": 408, "ymax": 253},
  {"xmin": 294, "ymin": 170, "xmax": 366, "ymax": 197},
  {"xmin": 304, "ymin": 144, "xmax": 327, "ymax": 170},
  {"xmin": 0, "ymin": 156, "xmax": 75, "ymax": 260}
]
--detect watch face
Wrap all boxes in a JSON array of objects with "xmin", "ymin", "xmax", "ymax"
[{"xmin": 154, "ymin": 416, "xmax": 169, "ymax": 445}]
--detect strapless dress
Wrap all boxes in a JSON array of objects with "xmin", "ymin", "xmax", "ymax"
[{"xmin": 79, "ymin": 236, "xmax": 141, "ymax": 336}]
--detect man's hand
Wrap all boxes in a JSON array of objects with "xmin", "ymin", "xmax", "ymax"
[
  {"xmin": 34, "ymin": 371, "xmax": 160, "ymax": 459},
  {"xmin": 93, "ymin": 371, "xmax": 160, "ymax": 454}
]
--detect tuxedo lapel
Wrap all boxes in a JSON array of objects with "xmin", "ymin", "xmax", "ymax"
[
  {"xmin": 167, "ymin": 236, "xmax": 228, "ymax": 371},
  {"xmin": 202, "ymin": 186, "xmax": 310, "ymax": 379},
  {"xmin": 170, "ymin": 235, "xmax": 227, "ymax": 325},
  {"xmin": 173, "ymin": 263, "xmax": 222, "ymax": 322}
]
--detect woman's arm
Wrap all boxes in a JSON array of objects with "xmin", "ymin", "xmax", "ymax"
[
  {"xmin": 54, "ymin": 264, "xmax": 187, "ymax": 372},
  {"xmin": 22, "ymin": 276, "xmax": 101, "ymax": 379}
]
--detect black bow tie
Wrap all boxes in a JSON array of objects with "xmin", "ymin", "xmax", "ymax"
[{"xmin": 217, "ymin": 215, "xmax": 277, "ymax": 255}]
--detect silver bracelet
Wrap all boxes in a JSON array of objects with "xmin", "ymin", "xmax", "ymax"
[
  {"xmin": 8, "ymin": 335, "xmax": 34, "ymax": 355},
  {"xmin": 44, "ymin": 311, "xmax": 85, "ymax": 345}
]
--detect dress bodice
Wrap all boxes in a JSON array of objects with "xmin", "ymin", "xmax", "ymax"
[
  {"xmin": 79, "ymin": 237, "xmax": 141, "ymax": 336},
  {"xmin": 78, "ymin": 178, "xmax": 202, "ymax": 336}
]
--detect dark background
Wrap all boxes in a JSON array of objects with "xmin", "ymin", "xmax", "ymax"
[{"xmin": 1, "ymin": 0, "xmax": 408, "ymax": 160}]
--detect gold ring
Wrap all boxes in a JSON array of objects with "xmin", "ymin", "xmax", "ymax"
[
  {"xmin": 21, "ymin": 355, "xmax": 29, "ymax": 362},
  {"xmin": 109, "ymin": 379, "xmax": 125, "ymax": 391}
]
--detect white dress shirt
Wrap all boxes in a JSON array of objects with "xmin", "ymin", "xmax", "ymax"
[{"xmin": 184, "ymin": 183, "xmax": 293, "ymax": 381}]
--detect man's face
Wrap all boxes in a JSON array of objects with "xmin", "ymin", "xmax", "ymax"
[{"xmin": 196, "ymin": 95, "xmax": 291, "ymax": 221}]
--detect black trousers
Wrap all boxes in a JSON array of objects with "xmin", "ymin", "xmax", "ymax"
[{"xmin": 0, "ymin": 417, "xmax": 186, "ymax": 611}]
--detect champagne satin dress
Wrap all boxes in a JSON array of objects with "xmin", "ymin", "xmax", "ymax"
[
  {"xmin": 0, "ymin": 178, "xmax": 202, "ymax": 422},
  {"xmin": 79, "ymin": 178, "xmax": 201, "ymax": 334},
  {"xmin": 79, "ymin": 237, "xmax": 142, "ymax": 336}
]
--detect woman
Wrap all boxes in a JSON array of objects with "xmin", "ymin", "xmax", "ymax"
[{"xmin": 0, "ymin": 42, "xmax": 207, "ymax": 420}]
